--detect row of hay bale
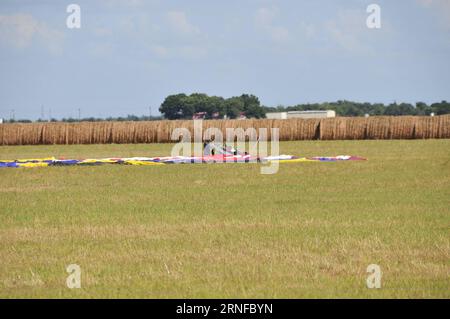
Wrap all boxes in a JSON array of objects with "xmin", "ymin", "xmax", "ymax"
[
  {"xmin": 318, "ymin": 116, "xmax": 434, "ymax": 140},
  {"xmin": 0, "ymin": 115, "xmax": 449, "ymax": 145}
]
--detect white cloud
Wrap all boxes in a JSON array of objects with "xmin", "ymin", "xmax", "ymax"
[
  {"xmin": 166, "ymin": 11, "xmax": 200, "ymax": 36},
  {"xmin": 149, "ymin": 44, "xmax": 207, "ymax": 60},
  {"xmin": 323, "ymin": 9, "xmax": 390, "ymax": 54},
  {"xmin": 178, "ymin": 45, "xmax": 207, "ymax": 59},
  {"xmin": 268, "ymin": 26, "xmax": 289, "ymax": 42},
  {"xmin": 302, "ymin": 23, "xmax": 316, "ymax": 39},
  {"xmin": 326, "ymin": 9, "xmax": 367, "ymax": 52},
  {"xmin": 417, "ymin": 0, "xmax": 450, "ymax": 9},
  {"xmin": 255, "ymin": 7, "xmax": 276, "ymax": 26},
  {"xmin": 93, "ymin": 27, "xmax": 112, "ymax": 37},
  {"xmin": 417, "ymin": 0, "xmax": 450, "ymax": 29},
  {"xmin": 0, "ymin": 13, "xmax": 64, "ymax": 54},
  {"xmin": 254, "ymin": 7, "xmax": 290, "ymax": 43},
  {"xmin": 150, "ymin": 44, "xmax": 169, "ymax": 58},
  {"xmin": 90, "ymin": 42, "xmax": 114, "ymax": 58},
  {"xmin": 100, "ymin": 0, "xmax": 145, "ymax": 7}
]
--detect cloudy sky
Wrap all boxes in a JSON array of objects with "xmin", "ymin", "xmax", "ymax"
[{"xmin": 0, "ymin": 0, "xmax": 449, "ymax": 120}]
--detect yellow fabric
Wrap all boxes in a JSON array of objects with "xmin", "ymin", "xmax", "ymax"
[
  {"xmin": 276, "ymin": 158, "xmax": 316, "ymax": 163},
  {"xmin": 18, "ymin": 162, "xmax": 50, "ymax": 168},
  {"xmin": 123, "ymin": 160, "xmax": 165, "ymax": 166}
]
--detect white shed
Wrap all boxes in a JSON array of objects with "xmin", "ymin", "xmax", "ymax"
[
  {"xmin": 286, "ymin": 110, "xmax": 335, "ymax": 119},
  {"xmin": 265, "ymin": 112, "xmax": 288, "ymax": 119},
  {"xmin": 265, "ymin": 110, "xmax": 336, "ymax": 119}
]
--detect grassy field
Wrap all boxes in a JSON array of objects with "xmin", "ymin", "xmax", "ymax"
[{"xmin": 0, "ymin": 140, "xmax": 449, "ymax": 298}]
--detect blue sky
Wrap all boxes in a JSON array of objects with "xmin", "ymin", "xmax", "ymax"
[{"xmin": 0, "ymin": 0, "xmax": 449, "ymax": 120}]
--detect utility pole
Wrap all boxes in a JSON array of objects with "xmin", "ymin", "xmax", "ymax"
[
  {"xmin": 149, "ymin": 106, "xmax": 152, "ymax": 120},
  {"xmin": 41, "ymin": 105, "xmax": 45, "ymax": 120},
  {"xmin": 78, "ymin": 108, "xmax": 81, "ymax": 121},
  {"xmin": 11, "ymin": 109, "xmax": 15, "ymax": 121}
]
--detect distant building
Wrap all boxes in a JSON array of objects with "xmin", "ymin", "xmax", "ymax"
[
  {"xmin": 266, "ymin": 110, "xmax": 336, "ymax": 119},
  {"xmin": 211, "ymin": 112, "xmax": 220, "ymax": 119},
  {"xmin": 238, "ymin": 112, "xmax": 247, "ymax": 120},
  {"xmin": 192, "ymin": 112, "xmax": 221, "ymax": 120},
  {"xmin": 0, "ymin": 118, "xmax": 3, "ymax": 124},
  {"xmin": 192, "ymin": 112, "xmax": 207, "ymax": 120},
  {"xmin": 266, "ymin": 112, "xmax": 288, "ymax": 120}
]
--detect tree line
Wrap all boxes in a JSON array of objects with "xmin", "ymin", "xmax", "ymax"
[
  {"xmin": 2, "ymin": 95, "xmax": 449, "ymax": 123},
  {"xmin": 159, "ymin": 93, "xmax": 266, "ymax": 120},
  {"xmin": 268, "ymin": 100, "xmax": 450, "ymax": 117},
  {"xmin": 159, "ymin": 94, "xmax": 450, "ymax": 119},
  {"xmin": 4, "ymin": 115, "xmax": 163, "ymax": 124}
]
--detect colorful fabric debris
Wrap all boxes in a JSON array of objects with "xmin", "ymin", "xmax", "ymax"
[{"xmin": 0, "ymin": 154, "xmax": 366, "ymax": 168}]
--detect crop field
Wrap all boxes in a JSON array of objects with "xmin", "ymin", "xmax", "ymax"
[
  {"xmin": 1, "ymin": 115, "xmax": 450, "ymax": 145},
  {"xmin": 0, "ymin": 140, "xmax": 449, "ymax": 298}
]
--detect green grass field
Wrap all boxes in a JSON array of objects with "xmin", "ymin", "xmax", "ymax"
[{"xmin": 0, "ymin": 140, "xmax": 449, "ymax": 298}]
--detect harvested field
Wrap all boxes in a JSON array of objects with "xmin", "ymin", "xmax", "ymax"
[{"xmin": 0, "ymin": 116, "xmax": 449, "ymax": 145}]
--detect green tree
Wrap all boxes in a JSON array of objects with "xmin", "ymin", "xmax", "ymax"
[
  {"xmin": 159, "ymin": 93, "xmax": 188, "ymax": 119},
  {"xmin": 223, "ymin": 97, "xmax": 244, "ymax": 119},
  {"xmin": 239, "ymin": 94, "xmax": 265, "ymax": 118},
  {"xmin": 384, "ymin": 103, "xmax": 416, "ymax": 116},
  {"xmin": 431, "ymin": 101, "xmax": 450, "ymax": 115},
  {"xmin": 416, "ymin": 102, "xmax": 431, "ymax": 115}
]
